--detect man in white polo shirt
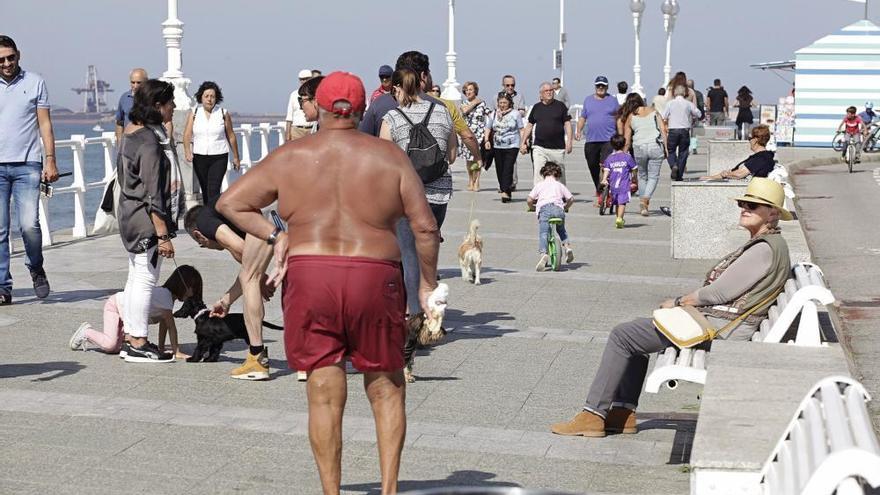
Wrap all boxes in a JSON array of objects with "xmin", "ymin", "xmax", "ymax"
[
  {"xmin": 285, "ymin": 69, "xmax": 314, "ymax": 142},
  {"xmin": 0, "ymin": 35, "xmax": 58, "ymax": 305}
]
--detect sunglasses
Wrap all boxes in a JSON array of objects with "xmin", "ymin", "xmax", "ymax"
[
  {"xmin": 504, "ymin": 83, "xmax": 515, "ymax": 87},
  {"xmin": 737, "ymin": 200, "xmax": 763, "ymax": 211},
  {"xmin": 0, "ymin": 54, "xmax": 17, "ymax": 64}
]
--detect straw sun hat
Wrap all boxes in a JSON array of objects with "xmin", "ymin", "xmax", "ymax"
[{"xmin": 732, "ymin": 177, "xmax": 793, "ymax": 221}]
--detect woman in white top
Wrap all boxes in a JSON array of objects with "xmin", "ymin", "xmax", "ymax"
[
  {"xmin": 624, "ymin": 94, "xmax": 668, "ymax": 216},
  {"xmin": 183, "ymin": 81, "xmax": 240, "ymax": 206}
]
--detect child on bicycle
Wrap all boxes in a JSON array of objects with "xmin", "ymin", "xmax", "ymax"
[
  {"xmin": 837, "ymin": 106, "xmax": 867, "ymax": 161},
  {"xmin": 69, "ymin": 265, "xmax": 203, "ymax": 361},
  {"xmin": 527, "ymin": 162, "xmax": 574, "ymax": 272},
  {"xmin": 601, "ymin": 134, "xmax": 638, "ymax": 229}
]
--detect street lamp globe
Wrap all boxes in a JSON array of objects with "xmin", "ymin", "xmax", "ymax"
[
  {"xmin": 661, "ymin": 0, "xmax": 675, "ymax": 15},
  {"xmin": 671, "ymin": 0, "xmax": 680, "ymax": 15},
  {"xmin": 630, "ymin": 0, "xmax": 645, "ymax": 14}
]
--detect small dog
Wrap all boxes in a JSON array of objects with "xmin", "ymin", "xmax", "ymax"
[
  {"xmin": 403, "ymin": 283, "xmax": 449, "ymax": 383},
  {"xmin": 175, "ymin": 301, "xmax": 283, "ymax": 363},
  {"xmin": 458, "ymin": 219, "xmax": 483, "ymax": 285}
]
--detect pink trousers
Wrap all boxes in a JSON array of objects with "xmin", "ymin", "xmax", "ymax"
[{"xmin": 84, "ymin": 295, "xmax": 125, "ymax": 353}]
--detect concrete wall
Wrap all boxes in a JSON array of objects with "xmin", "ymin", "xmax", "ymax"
[{"xmin": 707, "ymin": 140, "xmax": 752, "ymax": 176}]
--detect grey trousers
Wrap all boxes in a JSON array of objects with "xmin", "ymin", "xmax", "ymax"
[{"xmin": 583, "ymin": 316, "xmax": 756, "ymax": 417}]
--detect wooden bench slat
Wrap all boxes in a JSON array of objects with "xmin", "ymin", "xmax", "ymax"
[
  {"xmin": 805, "ymin": 398, "xmax": 829, "ymax": 470},
  {"xmin": 780, "ymin": 439, "xmax": 799, "ymax": 494},
  {"xmin": 693, "ymin": 349, "xmax": 707, "ymax": 370},
  {"xmin": 845, "ymin": 385, "xmax": 880, "ymax": 455},
  {"xmin": 792, "ymin": 419, "xmax": 812, "ymax": 492},
  {"xmin": 821, "ymin": 382, "xmax": 856, "ymax": 452}
]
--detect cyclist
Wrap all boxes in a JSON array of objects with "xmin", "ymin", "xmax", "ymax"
[
  {"xmin": 837, "ymin": 106, "xmax": 867, "ymax": 162},
  {"xmin": 860, "ymin": 102, "xmax": 880, "ymax": 148}
]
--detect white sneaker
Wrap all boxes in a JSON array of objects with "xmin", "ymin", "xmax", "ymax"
[
  {"xmin": 565, "ymin": 247, "xmax": 574, "ymax": 263},
  {"xmin": 69, "ymin": 323, "xmax": 89, "ymax": 351},
  {"xmin": 536, "ymin": 254, "xmax": 550, "ymax": 272}
]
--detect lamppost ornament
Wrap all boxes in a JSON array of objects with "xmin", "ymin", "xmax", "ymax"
[
  {"xmin": 630, "ymin": 0, "xmax": 646, "ymax": 96},
  {"xmin": 661, "ymin": 0, "xmax": 679, "ymax": 86},
  {"xmin": 441, "ymin": 0, "xmax": 462, "ymax": 100}
]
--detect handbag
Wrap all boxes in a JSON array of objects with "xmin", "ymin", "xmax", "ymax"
[{"xmin": 652, "ymin": 288, "xmax": 783, "ymax": 348}]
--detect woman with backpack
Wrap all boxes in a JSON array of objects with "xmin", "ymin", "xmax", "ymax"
[
  {"xmin": 379, "ymin": 68, "xmax": 455, "ymax": 316},
  {"xmin": 183, "ymin": 81, "xmax": 241, "ymax": 206},
  {"xmin": 623, "ymin": 94, "xmax": 668, "ymax": 216}
]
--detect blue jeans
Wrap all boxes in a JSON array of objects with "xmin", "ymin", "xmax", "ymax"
[
  {"xmin": 0, "ymin": 162, "xmax": 44, "ymax": 293},
  {"xmin": 397, "ymin": 202, "xmax": 447, "ymax": 315},
  {"xmin": 537, "ymin": 204, "xmax": 569, "ymax": 254},
  {"xmin": 667, "ymin": 129, "xmax": 690, "ymax": 180},
  {"xmin": 634, "ymin": 142, "xmax": 665, "ymax": 199}
]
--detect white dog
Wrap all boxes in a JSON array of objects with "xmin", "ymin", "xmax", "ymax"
[{"xmin": 458, "ymin": 219, "xmax": 483, "ymax": 285}]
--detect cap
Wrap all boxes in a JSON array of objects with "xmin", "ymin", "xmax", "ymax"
[
  {"xmin": 866, "ymin": 101, "xmax": 874, "ymax": 109},
  {"xmin": 594, "ymin": 76, "xmax": 609, "ymax": 86},
  {"xmin": 316, "ymin": 71, "xmax": 366, "ymax": 116},
  {"xmin": 298, "ymin": 69, "xmax": 312, "ymax": 79},
  {"xmin": 378, "ymin": 65, "xmax": 393, "ymax": 78}
]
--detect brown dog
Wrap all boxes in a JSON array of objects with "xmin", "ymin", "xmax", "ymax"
[
  {"xmin": 458, "ymin": 219, "xmax": 483, "ymax": 285},
  {"xmin": 403, "ymin": 283, "xmax": 449, "ymax": 383}
]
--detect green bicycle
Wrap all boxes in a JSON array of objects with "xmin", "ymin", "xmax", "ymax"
[{"xmin": 545, "ymin": 217, "xmax": 564, "ymax": 271}]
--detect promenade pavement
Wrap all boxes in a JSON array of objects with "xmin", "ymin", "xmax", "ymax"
[{"xmin": 1, "ymin": 147, "xmax": 716, "ymax": 494}]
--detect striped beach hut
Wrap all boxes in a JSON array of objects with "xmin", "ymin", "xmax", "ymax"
[{"xmin": 794, "ymin": 20, "xmax": 880, "ymax": 147}]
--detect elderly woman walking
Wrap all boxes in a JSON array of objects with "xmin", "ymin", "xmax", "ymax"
[
  {"xmin": 551, "ymin": 178, "xmax": 792, "ymax": 437},
  {"xmin": 624, "ymin": 94, "xmax": 668, "ymax": 215},
  {"xmin": 183, "ymin": 81, "xmax": 241, "ymax": 206},
  {"xmin": 116, "ymin": 79, "xmax": 184, "ymax": 363},
  {"xmin": 459, "ymin": 81, "xmax": 489, "ymax": 191}
]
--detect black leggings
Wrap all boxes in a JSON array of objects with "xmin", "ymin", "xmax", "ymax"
[
  {"xmin": 494, "ymin": 148, "xmax": 518, "ymax": 194},
  {"xmin": 583, "ymin": 141, "xmax": 612, "ymax": 194},
  {"xmin": 193, "ymin": 153, "xmax": 228, "ymax": 206}
]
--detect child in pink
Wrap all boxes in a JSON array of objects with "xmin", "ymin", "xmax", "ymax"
[
  {"xmin": 69, "ymin": 265, "xmax": 202, "ymax": 360},
  {"xmin": 601, "ymin": 134, "xmax": 638, "ymax": 228},
  {"xmin": 527, "ymin": 162, "xmax": 575, "ymax": 271}
]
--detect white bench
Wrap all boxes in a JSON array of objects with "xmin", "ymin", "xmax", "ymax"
[
  {"xmin": 645, "ymin": 263, "xmax": 835, "ymax": 394},
  {"xmin": 752, "ymin": 263, "xmax": 835, "ymax": 346},
  {"xmin": 760, "ymin": 376, "xmax": 880, "ymax": 495}
]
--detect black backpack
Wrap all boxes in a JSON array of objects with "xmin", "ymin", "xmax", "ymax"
[{"xmin": 393, "ymin": 103, "xmax": 448, "ymax": 183}]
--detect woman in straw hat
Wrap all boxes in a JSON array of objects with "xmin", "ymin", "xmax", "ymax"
[{"xmin": 551, "ymin": 177, "xmax": 792, "ymax": 438}]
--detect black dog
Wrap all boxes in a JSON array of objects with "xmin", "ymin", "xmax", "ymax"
[{"xmin": 175, "ymin": 300, "xmax": 282, "ymax": 363}]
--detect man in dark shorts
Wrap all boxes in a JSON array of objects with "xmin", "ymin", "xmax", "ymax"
[
  {"xmin": 183, "ymin": 204, "xmax": 275, "ymax": 380},
  {"xmin": 217, "ymin": 71, "xmax": 440, "ymax": 495}
]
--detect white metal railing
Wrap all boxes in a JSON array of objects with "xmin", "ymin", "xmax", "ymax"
[{"xmin": 32, "ymin": 122, "xmax": 286, "ymax": 248}]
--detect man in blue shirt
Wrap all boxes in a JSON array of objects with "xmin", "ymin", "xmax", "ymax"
[
  {"xmin": 858, "ymin": 102, "xmax": 875, "ymax": 125},
  {"xmin": 0, "ymin": 35, "xmax": 58, "ymax": 304},
  {"xmin": 114, "ymin": 68, "xmax": 148, "ymax": 145}
]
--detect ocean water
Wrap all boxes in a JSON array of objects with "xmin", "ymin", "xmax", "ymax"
[{"xmin": 44, "ymin": 121, "xmax": 278, "ymax": 233}]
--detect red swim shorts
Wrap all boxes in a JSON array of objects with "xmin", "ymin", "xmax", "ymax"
[{"xmin": 283, "ymin": 255, "xmax": 406, "ymax": 373}]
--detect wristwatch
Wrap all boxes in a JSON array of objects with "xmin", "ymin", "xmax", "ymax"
[
  {"xmin": 674, "ymin": 296, "xmax": 683, "ymax": 307},
  {"xmin": 266, "ymin": 227, "xmax": 282, "ymax": 245},
  {"xmin": 158, "ymin": 234, "xmax": 171, "ymax": 241}
]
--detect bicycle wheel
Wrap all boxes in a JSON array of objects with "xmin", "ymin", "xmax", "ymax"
[
  {"xmin": 547, "ymin": 232, "xmax": 558, "ymax": 271},
  {"xmin": 832, "ymin": 133, "xmax": 845, "ymax": 152},
  {"xmin": 846, "ymin": 143, "xmax": 855, "ymax": 173}
]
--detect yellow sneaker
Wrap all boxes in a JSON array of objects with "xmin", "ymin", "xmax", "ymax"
[{"xmin": 230, "ymin": 350, "xmax": 269, "ymax": 381}]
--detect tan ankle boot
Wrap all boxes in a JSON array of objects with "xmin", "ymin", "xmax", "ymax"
[
  {"xmin": 605, "ymin": 407, "xmax": 637, "ymax": 434},
  {"xmin": 550, "ymin": 410, "xmax": 606, "ymax": 437},
  {"xmin": 639, "ymin": 197, "xmax": 650, "ymax": 217}
]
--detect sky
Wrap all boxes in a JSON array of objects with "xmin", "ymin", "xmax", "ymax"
[{"xmin": 4, "ymin": 0, "xmax": 872, "ymax": 114}]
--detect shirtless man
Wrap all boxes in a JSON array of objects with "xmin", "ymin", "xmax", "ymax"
[{"xmin": 217, "ymin": 71, "xmax": 439, "ymax": 495}]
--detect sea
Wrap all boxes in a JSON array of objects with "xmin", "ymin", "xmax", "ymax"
[{"xmin": 43, "ymin": 121, "xmax": 279, "ymax": 234}]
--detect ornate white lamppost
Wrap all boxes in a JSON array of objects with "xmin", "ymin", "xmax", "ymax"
[
  {"xmin": 440, "ymin": 0, "xmax": 462, "ymax": 100},
  {"xmin": 557, "ymin": 0, "xmax": 566, "ymax": 85},
  {"xmin": 161, "ymin": 0, "xmax": 197, "ymax": 204},
  {"xmin": 161, "ymin": 0, "xmax": 193, "ymax": 114},
  {"xmin": 661, "ymin": 0, "xmax": 679, "ymax": 87},
  {"xmin": 630, "ymin": 0, "xmax": 646, "ymax": 96}
]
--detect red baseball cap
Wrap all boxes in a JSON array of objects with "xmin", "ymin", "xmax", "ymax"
[{"xmin": 315, "ymin": 71, "xmax": 366, "ymax": 116}]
